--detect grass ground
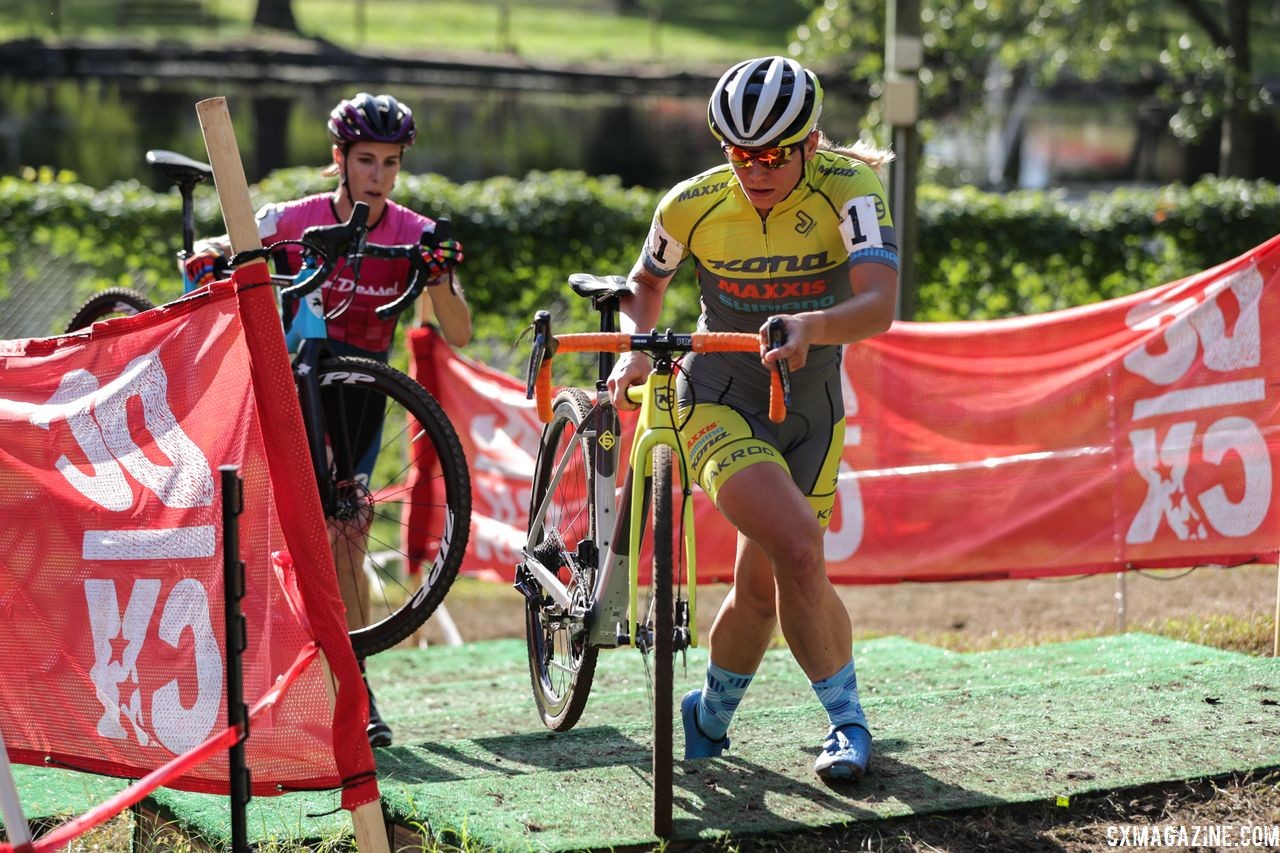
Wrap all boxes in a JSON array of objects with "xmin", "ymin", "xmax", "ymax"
[
  {"xmin": 37, "ymin": 568, "xmax": 1280, "ymax": 850},
  {"xmin": 1, "ymin": 0, "xmax": 810, "ymax": 69},
  {"xmin": 403, "ymin": 564, "xmax": 1280, "ymax": 851}
]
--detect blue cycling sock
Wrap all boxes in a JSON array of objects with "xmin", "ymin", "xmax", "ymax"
[
  {"xmin": 811, "ymin": 659, "xmax": 867, "ymax": 731},
  {"xmin": 696, "ymin": 661, "xmax": 753, "ymax": 741}
]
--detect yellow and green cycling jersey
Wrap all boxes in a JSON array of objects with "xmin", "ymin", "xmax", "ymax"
[{"xmin": 640, "ymin": 148, "xmax": 897, "ymax": 518}]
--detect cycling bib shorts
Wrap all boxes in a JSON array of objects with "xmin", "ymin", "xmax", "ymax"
[{"xmin": 678, "ymin": 367, "xmax": 845, "ymax": 526}]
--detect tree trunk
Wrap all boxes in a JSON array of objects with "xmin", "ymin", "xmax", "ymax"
[
  {"xmin": 253, "ymin": 0, "xmax": 298, "ymax": 32},
  {"xmin": 1218, "ymin": 0, "xmax": 1256, "ymax": 177}
]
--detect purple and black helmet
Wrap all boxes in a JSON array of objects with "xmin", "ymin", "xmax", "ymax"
[{"xmin": 327, "ymin": 93, "xmax": 417, "ymax": 148}]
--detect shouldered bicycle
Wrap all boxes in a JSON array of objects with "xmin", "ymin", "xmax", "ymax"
[
  {"xmin": 224, "ymin": 201, "xmax": 471, "ymax": 656},
  {"xmin": 517, "ymin": 273, "xmax": 789, "ymax": 837},
  {"xmin": 67, "ymin": 152, "xmax": 471, "ymax": 656}
]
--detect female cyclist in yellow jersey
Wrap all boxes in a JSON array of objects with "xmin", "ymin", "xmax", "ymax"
[{"xmin": 607, "ymin": 56, "xmax": 899, "ymax": 782}]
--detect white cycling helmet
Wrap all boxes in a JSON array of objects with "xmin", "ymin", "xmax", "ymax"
[{"xmin": 708, "ymin": 56, "xmax": 824, "ymax": 148}]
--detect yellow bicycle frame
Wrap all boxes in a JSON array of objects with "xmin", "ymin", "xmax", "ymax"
[{"xmin": 624, "ymin": 368, "xmax": 697, "ymax": 649}]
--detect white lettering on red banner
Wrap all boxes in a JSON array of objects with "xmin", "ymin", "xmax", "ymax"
[
  {"xmin": 27, "ymin": 350, "xmax": 216, "ymax": 559},
  {"xmin": 407, "ymin": 238, "xmax": 1280, "ymax": 584},
  {"xmin": 1124, "ymin": 265, "xmax": 1270, "ymax": 544},
  {"xmin": 85, "ymin": 578, "xmax": 222, "ymax": 754}
]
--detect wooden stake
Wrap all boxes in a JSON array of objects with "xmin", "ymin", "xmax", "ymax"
[
  {"xmin": 195, "ymin": 98, "xmax": 265, "ymax": 260},
  {"xmin": 195, "ymin": 96, "xmax": 389, "ymax": 853}
]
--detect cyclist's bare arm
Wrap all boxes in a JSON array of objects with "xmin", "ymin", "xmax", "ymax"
[
  {"xmin": 417, "ymin": 269, "xmax": 472, "ymax": 348},
  {"xmin": 762, "ymin": 262, "xmax": 898, "ymax": 372},
  {"xmin": 606, "ymin": 260, "xmax": 674, "ymax": 410}
]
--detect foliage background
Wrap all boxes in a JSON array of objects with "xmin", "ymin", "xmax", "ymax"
[{"xmin": 3, "ymin": 168, "xmax": 1277, "ymax": 376}]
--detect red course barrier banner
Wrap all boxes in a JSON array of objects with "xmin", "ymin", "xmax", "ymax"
[
  {"xmin": 412, "ymin": 235, "xmax": 1280, "ymax": 584},
  {"xmin": 0, "ymin": 275, "xmax": 377, "ymax": 808}
]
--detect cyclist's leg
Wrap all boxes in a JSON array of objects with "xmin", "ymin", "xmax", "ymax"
[
  {"xmin": 678, "ymin": 402, "xmax": 786, "ymax": 754},
  {"xmin": 713, "ymin": 462, "xmax": 849, "ymax": 680},
  {"xmin": 323, "ymin": 343, "xmax": 394, "ymax": 748},
  {"xmin": 687, "ymin": 391, "xmax": 869, "ymax": 776},
  {"xmin": 325, "ymin": 343, "xmax": 390, "ymax": 634}
]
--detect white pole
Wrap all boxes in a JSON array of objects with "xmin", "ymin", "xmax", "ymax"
[
  {"xmin": 0, "ymin": 726, "xmax": 32, "ymax": 848},
  {"xmin": 1273, "ymin": 561, "xmax": 1279, "ymax": 657},
  {"xmin": 1114, "ymin": 571, "xmax": 1127, "ymax": 633}
]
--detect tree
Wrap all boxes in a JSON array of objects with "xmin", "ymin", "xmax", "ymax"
[
  {"xmin": 1163, "ymin": 0, "xmax": 1260, "ymax": 177},
  {"xmin": 253, "ymin": 0, "xmax": 299, "ymax": 32},
  {"xmin": 791, "ymin": 0, "xmax": 1272, "ymax": 180}
]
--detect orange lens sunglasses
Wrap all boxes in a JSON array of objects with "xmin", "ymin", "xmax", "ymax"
[{"xmin": 722, "ymin": 142, "xmax": 800, "ymax": 170}]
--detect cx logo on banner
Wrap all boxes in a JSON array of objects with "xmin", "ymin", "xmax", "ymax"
[
  {"xmin": 85, "ymin": 578, "xmax": 222, "ymax": 753},
  {"xmin": 26, "ymin": 349, "xmax": 223, "ymax": 752},
  {"xmin": 28, "ymin": 349, "xmax": 217, "ymax": 560},
  {"xmin": 1123, "ymin": 264, "xmax": 1270, "ymax": 543}
]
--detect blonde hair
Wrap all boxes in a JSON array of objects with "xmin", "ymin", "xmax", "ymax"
[
  {"xmin": 816, "ymin": 130, "xmax": 894, "ymax": 176},
  {"xmin": 321, "ymin": 145, "xmax": 342, "ymax": 178}
]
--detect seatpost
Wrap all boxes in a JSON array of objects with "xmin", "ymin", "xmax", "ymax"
[
  {"xmin": 598, "ymin": 299, "xmax": 618, "ymax": 381},
  {"xmin": 178, "ymin": 176, "xmax": 199, "ymax": 256}
]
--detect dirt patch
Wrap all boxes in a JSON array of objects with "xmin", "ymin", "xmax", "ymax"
[{"xmin": 419, "ymin": 563, "xmax": 1277, "ymax": 651}]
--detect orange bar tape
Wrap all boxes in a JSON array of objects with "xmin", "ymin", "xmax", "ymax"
[{"xmin": 535, "ymin": 359, "xmax": 554, "ymax": 423}]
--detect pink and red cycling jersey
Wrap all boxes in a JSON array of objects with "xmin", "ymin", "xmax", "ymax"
[{"xmin": 255, "ymin": 193, "xmax": 437, "ymax": 355}]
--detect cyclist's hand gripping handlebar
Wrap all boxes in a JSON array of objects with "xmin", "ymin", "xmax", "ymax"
[
  {"xmin": 524, "ymin": 316, "xmax": 788, "ymax": 425},
  {"xmin": 231, "ymin": 203, "xmax": 459, "ymax": 320},
  {"xmin": 372, "ymin": 216, "xmax": 456, "ymax": 320}
]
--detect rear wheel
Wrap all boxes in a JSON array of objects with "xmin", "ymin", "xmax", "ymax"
[
  {"xmin": 316, "ymin": 356, "xmax": 471, "ymax": 657},
  {"xmin": 521, "ymin": 388, "xmax": 600, "ymax": 731},
  {"xmin": 65, "ymin": 288, "xmax": 155, "ymax": 332},
  {"xmin": 649, "ymin": 442, "xmax": 674, "ymax": 838}
]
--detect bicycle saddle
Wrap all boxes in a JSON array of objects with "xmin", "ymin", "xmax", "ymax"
[
  {"xmin": 568, "ymin": 273, "xmax": 631, "ymax": 310},
  {"xmin": 145, "ymin": 149, "xmax": 213, "ymax": 185}
]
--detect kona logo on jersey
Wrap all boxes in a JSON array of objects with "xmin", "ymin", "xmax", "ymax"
[
  {"xmin": 818, "ymin": 164, "xmax": 860, "ymax": 178},
  {"xmin": 795, "ymin": 211, "xmax": 816, "ymax": 236},
  {"xmin": 718, "ymin": 280, "xmax": 830, "ymax": 300},
  {"xmin": 705, "ymin": 252, "xmax": 832, "ymax": 274},
  {"xmin": 677, "ymin": 181, "xmax": 731, "ymax": 202}
]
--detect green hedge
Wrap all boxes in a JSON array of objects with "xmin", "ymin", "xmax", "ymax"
[{"xmin": 3, "ymin": 168, "xmax": 1277, "ymax": 373}]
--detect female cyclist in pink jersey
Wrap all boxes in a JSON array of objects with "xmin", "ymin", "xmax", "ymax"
[
  {"xmin": 185, "ymin": 93, "xmax": 472, "ymax": 749},
  {"xmin": 607, "ymin": 57, "xmax": 899, "ymax": 782}
]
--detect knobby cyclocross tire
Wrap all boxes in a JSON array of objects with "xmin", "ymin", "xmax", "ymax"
[
  {"xmin": 316, "ymin": 356, "xmax": 470, "ymax": 657},
  {"xmin": 65, "ymin": 288, "xmax": 155, "ymax": 333},
  {"xmin": 650, "ymin": 442, "xmax": 674, "ymax": 838},
  {"xmin": 523, "ymin": 388, "xmax": 600, "ymax": 731}
]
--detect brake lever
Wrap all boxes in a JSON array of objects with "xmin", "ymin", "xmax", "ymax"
[
  {"xmin": 525, "ymin": 311, "xmax": 552, "ymax": 400},
  {"xmin": 767, "ymin": 316, "xmax": 792, "ymax": 408}
]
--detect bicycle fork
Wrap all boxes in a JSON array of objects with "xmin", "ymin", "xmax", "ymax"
[{"xmin": 588, "ymin": 369, "xmax": 698, "ymax": 652}]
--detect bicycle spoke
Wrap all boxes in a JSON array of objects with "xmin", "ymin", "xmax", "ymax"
[
  {"xmin": 522, "ymin": 389, "xmax": 599, "ymax": 732},
  {"xmin": 317, "ymin": 357, "xmax": 471, "ymax": 657}
]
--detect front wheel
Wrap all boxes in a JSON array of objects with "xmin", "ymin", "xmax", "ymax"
[
  {"xmin": 316, "ymin": 356, "xmax": 471, "ymax": 657},
  {"xmin": 649, "ymin": 442, "xmax": 674, "ymax": 838},
  {"xmin": 522, "ymin": 388, "xmax": 600, "ymax": 732},
  {"xmin": 65, "ymin": 288, "xmax": 155, "ymax": 332}
]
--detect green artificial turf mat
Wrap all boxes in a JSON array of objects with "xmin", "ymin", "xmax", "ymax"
[
  {"xmin": 0, "ymin": 765, "xmax": 127, "ymax": 834},
  {"xmin": 367, "ymin": 633, "xmax": 1280, "ymax": 850},
  {"xmin": 33, "ymin": 633, "xmax": 1270, "ymax": 851}
]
